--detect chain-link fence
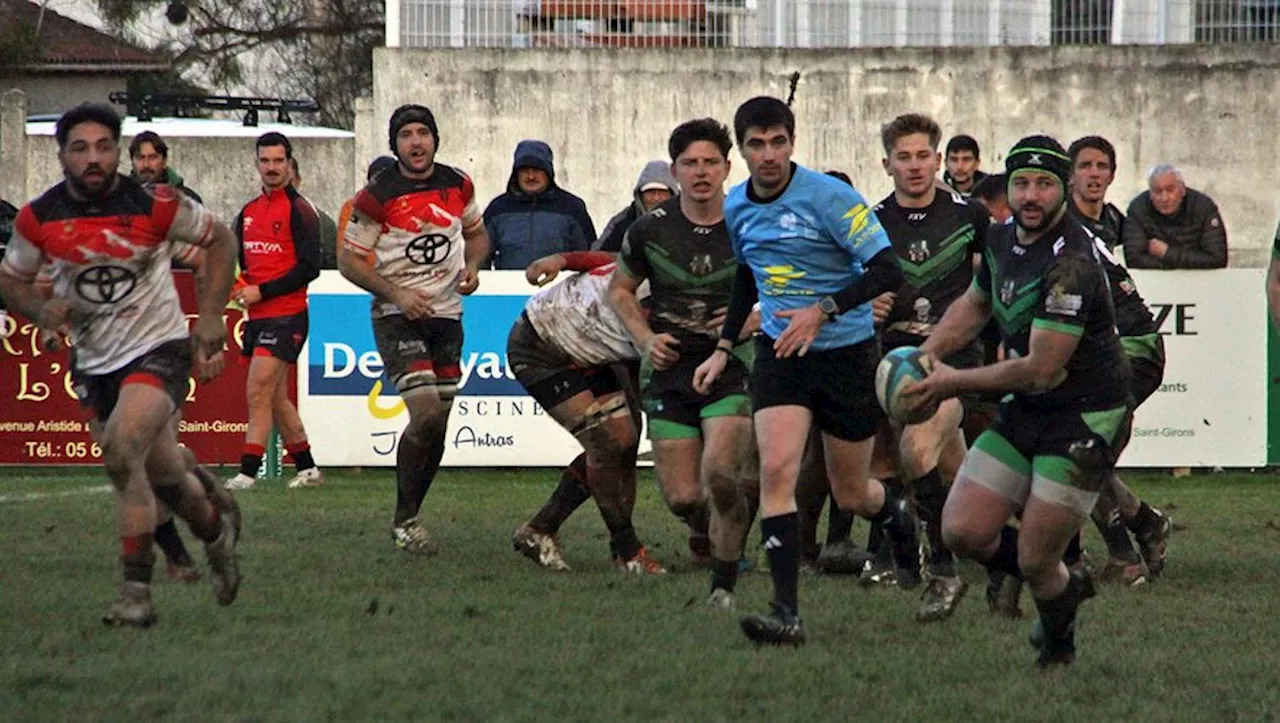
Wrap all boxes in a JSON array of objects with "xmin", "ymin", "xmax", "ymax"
[{"xmin": 392, "ymin": 0, "xmax": 1280, "ymax": 48}]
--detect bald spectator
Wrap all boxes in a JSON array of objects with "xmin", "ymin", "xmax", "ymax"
[{"xmin": 1123, "ymin": 165, "xmax": 1228, "ymax": 269}]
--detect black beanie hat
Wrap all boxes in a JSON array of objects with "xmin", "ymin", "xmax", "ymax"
[
  {"xmin": 388, "ymin": 104, "xmax": 439, "ymax": 156},
  {"xmin": 1005, "ymin": 135, "xmax": 1071, "ymax": 191}
]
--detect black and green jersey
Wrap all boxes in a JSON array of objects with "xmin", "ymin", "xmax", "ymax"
[
  {"xmin": 619, "ymin": 196, "xmax": 737, "ymax": 358},
  {"xmin": 974, "ymin": 214, "xmax": 1129, "ymax": 412},
  {"xmin": 875, "ymin": 189, "xmax": 989, "ymax": 350},
  {"xmin": 1069, "ymin": 199, "xmax": 1124, "ymax": 251}
]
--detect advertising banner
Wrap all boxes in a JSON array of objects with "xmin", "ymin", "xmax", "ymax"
[
  {"xmin": 298, "ymin": 271, "xmax": 600, "ymax": 467},
  {"xmin": 1119, "ymin": 269, "xmax": 1266, "ymax": 468},
  {"xmin": 0, "ymin": 271, "xmax": 251, "ymax": 465}
]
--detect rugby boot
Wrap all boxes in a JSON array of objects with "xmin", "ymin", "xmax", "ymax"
[
  {"xmin": 511, "ymin": 525, "xmax": 571, "ymax": 571},
  {"xmin": 1135, "ymin": 509, "xmax": 1172, "ymax": 578},
  {"xmin": 392, "ymin": 517, "xmax": 438, "ymax": 555},
  {"xmin": 916, "ymin": 575, "xmax": 969, "ymax": 623},
  {"xmin": 102, "ymin": 581, "xmax": 157, "ymax": 628},
  {"xmin": 740, "ymin": 602, "xmax": 806, "ymax": 647}
]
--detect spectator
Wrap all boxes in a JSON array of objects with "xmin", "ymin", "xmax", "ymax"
[
  {"xmin": 969, "ymin": 173, "xmax": 1011, "ymax": 223},
  {"xmin": 1123, "ymin": 164, "xmax": 1228, "ymax": 269},
  {"xmin": 942, "ymin": 134, "xmax": 988, "ymax": 197},
  {"xmin": 595, "ymin": 160, "xmax": 677, "ymax": 252},
  {"xmin": 483, "ymin": 140, "xmax": 596, "ymax": 269},
  {"xmin": 128, "ymin": 131, "xmax": 202, "ymax": 203},
  {"xmin": 289, "ymin": 157, "xmax": 340, "ymax": 270}
]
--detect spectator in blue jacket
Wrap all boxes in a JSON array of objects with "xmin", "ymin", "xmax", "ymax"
[{"xmin": 483, "ymin": 140, "xmax": 596, "ymax": 269}]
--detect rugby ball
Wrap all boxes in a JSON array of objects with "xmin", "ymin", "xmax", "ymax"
[{"xmin": 875, "ymin": 346, "xmax": 937, "ymax": 425}]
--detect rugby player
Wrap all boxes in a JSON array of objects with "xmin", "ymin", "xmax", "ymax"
[
  {"xmin": 227, "ymin": 132, "xmax": 323, "ymax": 490},
  {"xmin": 867, "ymin": 113, "xmax": 992, "ymax": 621},
  {"xmin": 508, "ymin": 250, "xmax": 662, "ymax": 573},
  {"xmin": 610, "ymin": 118, "xmax": 760, "ymax": 603},
  {"xmin": 694, "ymin": 97, "xmax": 918, "ymax": 645},
  {"xmin": 338, "ymin": 104, "xmax": 490, "ymax": 554},
  {"xmin": 903, "ymin": 136, "xmax": 1130, "ymax": 667},
  {"xmin": 0, "ymin": 104, "xmax": 241, "ymax": 626}
]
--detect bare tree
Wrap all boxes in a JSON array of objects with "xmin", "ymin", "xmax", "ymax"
[{"xmin": 95, "ymin": 0, "xmax": 383, "ymax": 128}]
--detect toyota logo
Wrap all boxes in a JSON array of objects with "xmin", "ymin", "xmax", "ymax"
[
  {"xmin": 75, "ymin": 265, "xmax": 137, "ymax": 304},
  {"xmin": 405, "ymin": 233, "xmax": 452, "ymax": 265}
]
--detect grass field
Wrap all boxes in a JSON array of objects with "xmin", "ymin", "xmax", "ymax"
[{"xmin": 2, "ymin": 466, "xmax": 1279, "ymax": 722}]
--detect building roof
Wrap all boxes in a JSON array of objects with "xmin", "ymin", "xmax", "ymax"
[
  {"xmin": 0, "ymin": 0, "xmax": 170, "ymax": 71},
  {"xmin": 26, "ymin": 116, "xmax": 355, "ymax": 140}
]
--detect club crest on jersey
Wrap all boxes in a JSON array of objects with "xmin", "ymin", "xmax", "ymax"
[
  {"xmin": 999, "ymin": 279, "xmax": 1017, "ymax": 306},
  {"xmin": 914, "ymin": 297, "xmax": 932, "ymax": 323},
  {"xmin": 907, "ymin": 239, "xmax": 931, "ymax": 263},
  {"xmin": 76, "ymin": 265, "xmax": 137, "ymax": 304},
  {"xmin": 689, "ymin": 253, "xmax": 713, "ymax": 276},
  {"xmin": 405, "ymin": 233, "xmax": 452, "ymax": 265}
]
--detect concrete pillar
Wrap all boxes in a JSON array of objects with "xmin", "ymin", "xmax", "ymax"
[
  {"xmin": 0, "ymin": 89, "xmax": 27, "ymax": 205},
  {"xmin": 354, "ymin": 96, "xmax": 376, "ymax": 192}
]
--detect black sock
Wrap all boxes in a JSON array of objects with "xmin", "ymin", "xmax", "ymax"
[
  {"xmin": 866, "ymin": 517, "xmax": 883, "ymax": 554},
  {"xmin": 1095, "ymin": 515, "xmax": 1140, "ymax": 561},
  {"xmin": 393, "ymin": 427, "xmax": 447, "ymax": 525},
  {"xmin": 984, "ymin": 525, "xmax": 1023, "ymax": 579},
  {"xmin": 762, "ymin": 512, "xmax": 800, "ymax": 615},
  {"xmin": 291, "ymin": 448, "xmax": 316, "ymax": 473},
  {"xmin": 826, "ymin": 497, "xmax": 855, "ymax": 545},
  {"xmin": 597, "ymin": 505, "xmax": 641, "ymax": 561},
  {"xmin": 238, "ymin": 453, "xmax": 262, "ymax": 479},
  {"xmin": 153, "ymin": 518, "xmax": 193, "ymax": 566},
  {"xmin": 1126, "ymin": 502, "xmax": 1160, "ymax": 536},
  {"xmin": 530, "ymin": 454, "xmax": 591, "ymax": 535},
  {"xmin": 680, "ymin": 502, "xmax": 711, "ymax": 537},
  {"xmin": 122, "ymin": 534, "xmax": 155, "ymax": 584},
  {"xmin": 1033, "ymin": 572, "xmax": 1086, "ymax": 645},
  {"xmin": 1062, "ymin": 533, "xmax": 1083, "ymax": 567},
  {"xmin": 711, "ymin": 557, "xmax": 739, "ymax": 594},
  {"xmin": 872, "ymin": 479, "xmax": 919, "ymax": 571},
  {"xmin": 912, "ymin": 468, "xmax": 955, "ymax": 571}
]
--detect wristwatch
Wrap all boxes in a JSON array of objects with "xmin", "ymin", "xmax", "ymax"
[{"xmin": 818, "ymin": 296, "xmax": 839, "ymax": 321}]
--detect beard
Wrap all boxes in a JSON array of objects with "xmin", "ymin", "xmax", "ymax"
[{"xmin": 66, "ymin": 167, "xmax": 113, "ymax": 201}]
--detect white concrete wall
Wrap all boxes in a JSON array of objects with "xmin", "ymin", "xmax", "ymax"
[
  {"xmin": 371, "ymin": 44, "xmax": 1280, "ymax": 267},
  {"xmin": 0, "ymin": 74, "xmax": 124, "ymax": 116}
]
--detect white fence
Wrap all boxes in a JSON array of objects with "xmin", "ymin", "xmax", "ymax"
[{"xmin": 387, "ymin": 0, "xmax": 1280, "ymax": 49}]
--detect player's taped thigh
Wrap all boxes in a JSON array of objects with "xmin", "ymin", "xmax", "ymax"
[
  {"xmin": 396, "ymin": 367, "xmax": 460, "ymax": 402},
  {"xmin": 567, "ymin": 392, "xmax": 630, "ymax": 438},
  {"xmin": 955, "ymin": 428, "xmax": 1032, "ymax": 504}
]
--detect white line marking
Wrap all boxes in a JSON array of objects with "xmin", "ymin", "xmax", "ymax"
[{"xmin": 0, "ymin": 485, "xmax": 113, "ymax": 504}]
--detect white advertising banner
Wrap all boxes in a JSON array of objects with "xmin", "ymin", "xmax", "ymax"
[
  {"xmin": 298, "ymin": 271, "xmax": 627, "ymax": 467},
  {"xmin": 1119, "ymin": 269, "xmax": 1266, "ymax": 468},
  {"xmin": 299, "ymin": 269, "xmax": 1268, "ymax": 469}
]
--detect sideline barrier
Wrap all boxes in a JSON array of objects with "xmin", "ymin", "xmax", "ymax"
[
  {"xmin": 298, "ymin": 269, "xmax": 1269, "ymax": 469},
  {"xmin": 1, "ymin": 268, "xmax": 1270, "ymax": 468}
]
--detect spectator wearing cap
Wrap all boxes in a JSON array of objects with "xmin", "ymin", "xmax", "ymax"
[
  {"xmin": 1122, "ymin": 165, "xmax": 1228, "ymax": 269},
  {"xmin": 595, "ymin": 160, "xmax": 677, "ymax": 252},
  {"xmin": 483, "ymin": 140, "xmax": 596, "ymax": 270},
  {"xmin": 129, "ymin": 131, "xmax": 202, "ymax": 203},
  {"xmin": 942, "ymin": 134, "xmax": 988, "ymax": 197}
]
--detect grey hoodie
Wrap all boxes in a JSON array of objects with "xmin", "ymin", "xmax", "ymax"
[{"xmin": 595, "ymin": 160, "xmax": 678, "ymax": 252}]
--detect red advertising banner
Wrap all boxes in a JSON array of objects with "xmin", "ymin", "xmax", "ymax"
[{"xmin": 1, "ymin": 270, "xmax": 250, "ymax": 465}]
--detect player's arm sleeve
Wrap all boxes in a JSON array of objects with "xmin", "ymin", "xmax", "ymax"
[
  {"xmin": 829, "ymin": 247, "xmax": 904, "ymax": 316},
  {"xmin": 460, "ymin": 173, "xmax": 484, "ymax": 234},
  {"xmin": 259, "ymin": 196, "xmax": 322, "ymax": 299},
  {"xmin": 968, "ymin": 205, "xmax": 991, "ymax": 254},
  {"xmin": 718, "ymin": 263, "xmax": 759, "ymax": 345},
  {"xmin": 342, "ymin": 189, "xmax": 384, "ymax": 255},
  {"xmin": 825, "ymin": 185, "xmax": 891, "ymax": 264},
  {"xmin": 559, "ymin": 251, "xmax": 616, "ymax": 271},
  {"xmin": 165, "ymin": 194, "xmax": 218, "ymax": 249},
  {"xmin": 1032, "ymin": 254, "xmax": 1096, "ymax": 338},
  {"xmin": 616, "ymin": 224, "xmax": 650, "ymax": 280},
  {"xmin": 172, "ymin": 242, "xmax": 204, "ymax": 269}
]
